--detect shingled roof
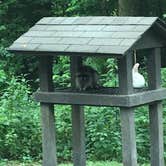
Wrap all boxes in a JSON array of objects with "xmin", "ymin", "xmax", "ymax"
[{"xmin": 8, "ymin": 16, "xmax": 166, "ymax": 56}]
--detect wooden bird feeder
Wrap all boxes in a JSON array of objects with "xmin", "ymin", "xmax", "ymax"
[{"xmin": 8, "ymin": 16, "xmax": 166, "ymax": 166}]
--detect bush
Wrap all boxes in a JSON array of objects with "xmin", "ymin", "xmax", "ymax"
[
  {"xmin": 0, "ymin": 76, "xmax": 41, "ymax": 160},
  {"xmin": 0, "ymin": 56, "xmax": 166, "ymax": 163}
]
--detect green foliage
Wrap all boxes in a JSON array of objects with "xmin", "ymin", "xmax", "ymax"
[
  {"xmin": 101, "ymin": 58, "xmax": 118, "ymax": 87},
  {"xmin": 0, "ymin": 76, "xmax": 41, "ymax": 160},
  {"xmin": 0, "ymin": 53, "xmax": 166, "ymax": 163},
  {"xmin": 0, "ymin": 0, "xmax": 166, "ymax": 164},
  {"xmin": 66, "ymin": 0, "xmax": 117, "ymax": 16},
  {"xmin": 85, "ymin": 107, "xmax": 121, "ymax": 161},
  {"xmin": 0, "ymin": 160, "xmax": 126, "ymax": 166},
  {"xmin": 53, "ymin": 57, "xmax": 71, "ymax": 88},
  {"xmin": 55, "ymin": 105, "xmax": 72, "ymax": 161},
  {"xmin": 161, "ymin": 68, "xmax": 166, "ymax": 87},
  {"xmin": 135, "ymin": 106, "xmax": 150, "ymax": 163}
]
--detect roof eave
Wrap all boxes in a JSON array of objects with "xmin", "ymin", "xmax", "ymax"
[{"xmin": 7, "ymin": 48, "xmax": 123, "ymax": 58}]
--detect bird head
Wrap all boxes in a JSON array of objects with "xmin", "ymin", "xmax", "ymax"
[{"xmin": 132, "ymin": 63, "xmax": 140, "ymax": 73}]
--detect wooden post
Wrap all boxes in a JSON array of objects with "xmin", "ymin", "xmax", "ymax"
[
  {"xmin": 118, "ymin": 53, "xmax": 137, "ymax": 166},
  {"xmin": 39, "ymin": 56, "xmax": 57, "ymax": 166},
  {"xmin": 147, "ymin": 48, "xmax": 164, "ymax": 166},
  {"xmin": 70, "ymin": 56, "xmax": 86, "ymax": 166}
]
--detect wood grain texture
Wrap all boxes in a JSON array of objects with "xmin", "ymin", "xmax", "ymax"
[
  {"xmin": 149, "ymin": 102, "xmax": 164, "ymax": 166},
  {"xmin": 118, "ymin": 54, "xmax": 137, "ymax": 166},
  {"xmin": 39, "ymin": 56, "xmax": 57, "ymax": 166},
  {"xmin": 118, "ymin": 52, "xmax": 133, "ymax": 95},
  {"xmin": 70, "ymin": 56, "xmax": 86, "ymax": 166},
  {"xmin": 120, "ymin": 108, "xmax": 137, "ymax": 166},
  {"xmin": 34, "ymin": 88, "xmax": 166, "ymax": 107},
  {"xmin": 71, "ymin": 105, "xmax": 86, "ymax": 166},
  {"xmin": 147, "ymin": 48, "xmax": 164, "ymax": 166}
]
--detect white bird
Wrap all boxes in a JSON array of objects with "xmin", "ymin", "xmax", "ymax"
[{"xmin": 132, "ymin": 63, "xmax": 145, "ymax": 88}]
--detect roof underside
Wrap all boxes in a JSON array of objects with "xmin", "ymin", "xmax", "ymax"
[{"xmin": 8, "ymin": 16, "xmax": 165, "ymax": 56}]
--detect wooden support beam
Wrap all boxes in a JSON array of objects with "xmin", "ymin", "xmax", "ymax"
[
  {"xmin": 71, "ymin": 105, "xmax": 86, "ymax": 166},
  {"xmin": 118, "ymin": 53, "xmax": 137, "ymax": 166},
  {"xmin": 120, "ymin": 108, "xmax": 137, "ymax": 166},
  {"xmin": 70, "ymin": 56, "xmax": 86, "ymax": 166},
  {"xmin": 147, "ymin": 48, "xmax": 164, "ymax": 166},
  {"xmin": 118, "ymin": 52, "xmax": 133, "ymax": 95},
  {"xmin": 34, "ymin": 88, "xmax": 166, "ymax": 107},
  {"xmin": 39, "ymin": 56, "xmax": 57, "ymax": 166}
]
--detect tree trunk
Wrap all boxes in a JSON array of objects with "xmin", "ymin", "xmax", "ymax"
[
  {"xmin": 119, "ymin": 0, "xmax": 165, "ymax": 17},
  {"xmin": 118, "ymin": 0, "xmax": 149, "ymax": 16}
]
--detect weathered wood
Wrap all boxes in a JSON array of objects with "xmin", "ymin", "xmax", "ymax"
[
  {"xmin": 70, "ymin": 56, "xmax": 86, "ymax": 166},
  {"xmin": 147, "ymin": 48, "xmax": 164, "ymax": 166},
  {"xmin": 120, "ymin": 108, "xmax": 137, "ymax": 166},
  {"xmin": 6, "ymin": 49, "xmax": 123, "ymax": 58},
  {"xmin": 133, "ymin": 29, "xmax": 165, "ymax": 50},
  {"xmin": 36, "ymin": 17, "xmax": 157, "ymax": 25},
  {"xmin": 149, "ymin": 103, "xmax": 164, "ymax": 166},
  {"xmin": 34, "ymin": 88, "xmax": 166, "ymax": 107},
  {"xmin": 8, "ymin": 17, "xmax": 166, "ymax": 57},
  {"xmin": 147, "ymin": 48, "xmax": 161, "ymax": 89},
  {"xmin": 118, "ymin": 52, "xmax": 133, "ymax": 95},
  {"xmin": 161, "ymin": 47, "xmax": 166, "ymax": 68},
  {"xmin": 118, "ymin": 54, "xmax": 137, "ymax": 166},
  {"xmin": 71, "ymin": 105, "xmax": 86, "ymax": 166},
  {"xmin": 39, "ymin": 56, "xmax": 57, "ymax": 166}
]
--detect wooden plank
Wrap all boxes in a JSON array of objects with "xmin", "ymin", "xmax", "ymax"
[
  {"xmin": 70, "ymin": 56, "xmax": 86, "ymax": 166},
  {"xmin": 120, "ymin": 108, "xmax": 137, "ymax": 166},
  {"xmin": 128, "ymin": 88, "xmax": 166, "ymax": 106},
  {"xmin": 46, "ymin": 25, "xmax": 76, "ymax": 31},
  {"xmin": 37, "ymin": 44, "xmax": 69, "ymax": 52},
  {"xmin": 81, "ymin": 31, "xmax": 113, "ymax": 38},
  {"xmin": 39, "ymin": 56, "xmax": 57, "ymax": 166},
  {"xmin": 147, "ymin": 48, "xmax": 161, "ymax": 89},
  {"xmin": 7, "ymin": 48, "xmax": 123, "ymax": 58},
  {"xmin": 139, "ymin": 17, "xmax": 158, "ymax": 25},
  {"xmin": 14, "ymin": 36, "xmax": 32, "ymax": 43},
  {"xmin": 102, "ymin": 25, "xmax": 135, "ymax": 31},
  {"xmin": 97, "ymin": 45, "xmax": 128, "ymax": 54},
  {"xmin": 34, "ymin": 88, "xmax": 166, "ymax": 107},
  {"xmin": 30, "ymin": 37, "xmax": 61, "ymax": 44},
  {"xmin": 73, "ymin": 25, "xmax": 104, "ymax": 31},
  {"xmin": 71, "ymin": 105, "xmax": 86, "ymax": 166},
  {"xmin": 149, "ymin": 103, "xmax": 164, "ymax": 166},
  {"xmin": 147, "ymin": 48, "xmax": 164, "ymax": 166},
  {"xmin": 120, "ymin": 39, "xmax": 136, "ymax": 46},
  {"xmin": 118, "ymin": 53, "xmax": 137, "ymax": 166},
  {"xmin": 66, "ymin": 45, "xmax": 99, "ymax": 53},
  {"xmin": 133, "ymin": 30, "xmax": 164, "ymax": 50},
  {"xmin": 58, "ymin": 37, "xmax": 92, "ymax": 45},
  {"xmin": 36, "ymin": 16, "xmax": 157, "ymax": 25},
  {"xmin": 161, "ymin": 47, "xmax": 166, "ymax": 68},
  {"xmin": 89, "ymin": 38, "xmax": 122, "ymax": 46},
  {"xmin": 111, "ymin": 31, "xmax": 142, "ymax": 38},
  {"xmin": 34, "ymin": 91, "xmax": 130, "ymax": 107},
  {"xmin": 118, "ymin": 53, "xmax": 133, "ymax": 95},
  {"xmin": 9, "ymin": 43, "xmax": 40, "ymax": 51},
  {"xmin": 24, "ymin": 31, "xmax": 53, "ymax": 37}
]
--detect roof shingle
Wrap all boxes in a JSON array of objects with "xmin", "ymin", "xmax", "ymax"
[{"xmin": 8, "ymin": 16, "xmax": 166, "ymax": 56}]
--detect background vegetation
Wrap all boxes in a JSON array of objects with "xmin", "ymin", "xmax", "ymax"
[{"xmin": 0, "ymin": 0, "xmax": 166, "ymax": 164}]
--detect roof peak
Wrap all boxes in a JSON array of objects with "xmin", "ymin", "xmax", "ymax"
[{"xmin": 37, "ymin": 16, "xmax": 158, "ymax": 25}]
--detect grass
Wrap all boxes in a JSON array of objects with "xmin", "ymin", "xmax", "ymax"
[
  {"xmin": 0, "ymin": 160, "xmax": 150, "ymax": 166},
  {"xmin": 0, "ymin": 161, "xmax": 121, "ymax": 166}
]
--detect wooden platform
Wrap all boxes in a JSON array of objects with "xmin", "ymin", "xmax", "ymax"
[{"xmin": 34, "ymin": 88, "xmax": 166, "ymax": 107}]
